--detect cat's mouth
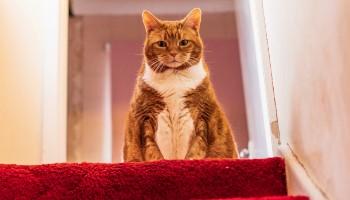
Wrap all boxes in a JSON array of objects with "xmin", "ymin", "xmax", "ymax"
[{"xmin": 166, "ymin": 61, "xmax": 183, "ymax": 68}]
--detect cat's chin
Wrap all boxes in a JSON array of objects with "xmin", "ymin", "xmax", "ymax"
[{"xmin": 165, "ymin": 62, "xmax": 183, "ymax": 68}]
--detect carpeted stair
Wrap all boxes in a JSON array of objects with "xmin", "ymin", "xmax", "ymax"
[
  {"xmin": 0, "ymin": 157, "xmax": 308, "ymax": 200},
  {"xmin": 202, "ymin": 196, "xmax": 308, "ymax": 200}
]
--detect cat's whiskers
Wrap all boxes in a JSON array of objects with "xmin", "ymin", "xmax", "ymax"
[
  {"xmin": 153, "ymin": 62, "xmax": 161, "ymax": 72},
  {"xmin": 148, "ymin": 58, "xmax": 158, "ymax": 64},
  {"xmin": 150, "ymin": 60, "xmax": 160, "ymax": 67},
  {"xmin": 155, "ymin": 63, "xmax": 161, "ymax": 72},
  {"xmin": 188, "ymin": 57, "xmax": 199, "ymax": 64},
  {"xmin": 149, "ymin": 59, "xmax": 161, "ymax": 71},
  {"xmin": 154, "ymin": 62, "xmax": 165, "ymax": 73},
  {"xmin": 147, "ymin": 59, "xmax": 158, "ymax": 67},
  {"xmin": 159, "ymin": 63, "xmax": 166, "ymax": 73},
  {"xmin": 160, "ymin": 65, "xmax": 165, "ymax": 73}
]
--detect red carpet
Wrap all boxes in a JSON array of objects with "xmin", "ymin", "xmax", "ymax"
[
  {"xmin": 0, "ymin": 157, "xmax": 306, "ymax": 200},
  {"xmin": 203, "ymin": 196, "xmax": 308, "ymax": 200}
]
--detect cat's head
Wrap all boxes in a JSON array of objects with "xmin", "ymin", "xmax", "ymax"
[{"xmin": 142, "ymin": 8, "xmax": 203, "ymax": 72}]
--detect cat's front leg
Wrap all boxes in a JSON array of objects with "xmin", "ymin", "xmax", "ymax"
[
  {"xmin": 142, "ymin": 118, "xmax": 164, "ymax": 161},
  {"xmin": 185, "ymin": 120, "xmax": 208, "ymax": 160},
  {"xmin": 124, "ymin": 114, "xmax": 144, "ymax": 162},
  {"xmin": 206, "ymin": 115, "xmax": 239, "ymax": 159}
]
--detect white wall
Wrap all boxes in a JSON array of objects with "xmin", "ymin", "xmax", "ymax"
[
  {"xmin": 262, "ymin": 0, "xmax": 350, "ymax": 199},
  {"xmin": 0, "ymin": 0, "xmax": 68, "ymax": 164},
  {"xmin": 41, "ymin": 0, "xmax": 68, "ymax": 164}
]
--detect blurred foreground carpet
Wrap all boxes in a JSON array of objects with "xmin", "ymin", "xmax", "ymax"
[{"xmin": 0, "ymin": 157, "xmax": 308, "ymax": 200}]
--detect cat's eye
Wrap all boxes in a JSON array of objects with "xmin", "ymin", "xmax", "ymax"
[
  {"xmin": 157, "ymin": 41, "xmax": 167, "ymax": 48},
  {"xmin": 179, "ymin": 39, "xmax": 189, "ymax": 47}
]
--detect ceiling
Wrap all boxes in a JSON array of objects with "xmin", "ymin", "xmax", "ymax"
[{"xmin": 70, "ymin": 0, "xmax": 236, "ymax": 16}]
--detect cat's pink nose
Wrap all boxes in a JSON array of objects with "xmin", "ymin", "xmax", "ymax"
[{"xmin": 169, "ymin": 52, "xmax": 177, "ymax": 57}]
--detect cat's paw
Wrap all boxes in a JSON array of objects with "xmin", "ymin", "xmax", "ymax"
[
  {"xmin": 144, "ymin": 145, "xmax": 164, "ymax": 161},
  {"xmin": 185, "ymin": 152, "xmax": 206, "ymax": 160}
]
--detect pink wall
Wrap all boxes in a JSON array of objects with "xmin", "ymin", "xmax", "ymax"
[
  {"xmin": 111, "ymin": 38, "xmax": 248, "ymax": 161},
  {"xmin": 205, "ymin": 38, "xmax": 248, "ymax": 150},
  {"xmin": 111, "ymin": 41, "xmax": 142, "ymax": 162}
]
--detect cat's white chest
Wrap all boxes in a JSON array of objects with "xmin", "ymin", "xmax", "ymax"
[
  {"xmin": 142, "ymin": 60, "xmax": 207, "ymax": 159},
  {"xmin": 155, "ymin": 92, "xmax": 194, "ymax": 159}
]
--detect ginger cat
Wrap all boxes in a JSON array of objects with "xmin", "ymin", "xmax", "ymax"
[{"xmin": 124, "ymin": 8, "xmax": 239, "ymax": 162}]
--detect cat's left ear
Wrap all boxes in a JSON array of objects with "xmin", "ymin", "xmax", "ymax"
[
  {"xmin": 182, "ymin": 8, "xmax": 202, "ymax": 31},
  {"xmin": 142, "ymin": 10, "xmax": 161, "ymax": 33}
]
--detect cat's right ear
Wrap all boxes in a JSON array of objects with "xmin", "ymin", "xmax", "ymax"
[{"xmin": 142, "ymin": 10, "xmax": 161, "ymax": 33}]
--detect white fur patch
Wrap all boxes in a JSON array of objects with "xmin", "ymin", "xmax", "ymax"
[{"xmin": 142, "ymin": 60, "xmax": 207, "ymax": 159}]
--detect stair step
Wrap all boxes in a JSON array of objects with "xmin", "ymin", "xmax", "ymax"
[
  {"xmin": 199, "ymin": 195, "xmax": 309, "ymax": 200},
  {"xmin": 0, "ymin": 157, "xmax": 287, "ymax": 199}
]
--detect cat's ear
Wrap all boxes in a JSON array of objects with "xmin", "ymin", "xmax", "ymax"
[
  {"xmin": 182, "ymin": 8, "xmax": 202, "ymax": 31},
  {"xmin": 142, "ymin": 10, "xmax": 161, "ymax": 33}
]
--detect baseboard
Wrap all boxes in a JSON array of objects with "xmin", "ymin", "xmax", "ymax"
[{"xmin": 277, "ymin": 144, "xmax": 329, "ymax": 200}]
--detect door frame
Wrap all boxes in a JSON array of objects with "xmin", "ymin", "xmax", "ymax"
[{"xmin": 236, "ymin": 0, "xmax": 278, "ymax": 158}]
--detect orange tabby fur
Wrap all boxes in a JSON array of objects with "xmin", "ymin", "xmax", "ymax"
[{"xmin": 123, "ymin": 8, "xmax": 239, "ymax": 162}]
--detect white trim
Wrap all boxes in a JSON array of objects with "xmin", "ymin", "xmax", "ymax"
[
  {"xmin": 248, "ymin": 0, "xmax": 275, "ymax": 156},
  {"xmin": 236, "ymin": 0, "xmax": 274, "ymax": 157},
  {"xmin": 278, "ymin": 144, "xmax": 329, "ymax": 200},
  {"xmin": 41, "ymin": 0, "xmax": 68, "ymax": 163},
  {"xmin": 101, "ymin": 43, "xmax": 113, "ymax": 163}
]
